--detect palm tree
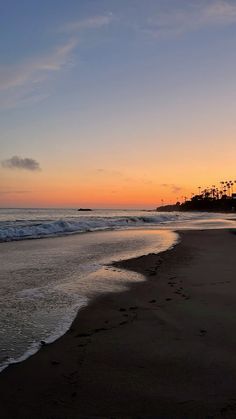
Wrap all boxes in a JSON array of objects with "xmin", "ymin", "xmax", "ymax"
[
  {"xmin": 220, "ymin": 181, "xmax": 225, "ymax": 191},
  {"xmin": 226, "ymin": 182, "xmax": 231, "ymax": 197},
  {"xmin": 230, "ymin": 181, "xmax": 234, "ymax": 196}
]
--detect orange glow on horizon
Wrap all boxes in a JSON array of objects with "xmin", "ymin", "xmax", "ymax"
[
  {"xmin": 0, "ymin": 180, "xmax": 199, "ymax": 208},
  {"xmin": 1, "ymin": 156, "xmax": 236, "ymax": 208}
]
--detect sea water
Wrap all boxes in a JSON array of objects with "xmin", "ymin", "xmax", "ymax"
[
  {"xmin": 0, "ymin": 208, "xmax": 235, "ymax": 242},
  {"xmin": 0, "ymin": 208, "xmax": 235, "ymax": 371}
]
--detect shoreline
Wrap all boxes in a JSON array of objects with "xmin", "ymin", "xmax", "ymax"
[
  {"xmin": 0, "ymin": 299, "xmax": 88, "ymax": 374},
  {"xmin": 1, "ymin": 229, "xmax": 236, "ymax": 417},
  {"xmin": 0, "ymin": 227, "xmax": 177, "ymax": 375}
]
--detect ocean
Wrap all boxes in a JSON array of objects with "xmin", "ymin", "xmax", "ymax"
[
  {"xmin": 0, "ymin": 208, "xmax": 235, "ymax": 371},
  {"xmin": 0, "ymin": 208, "xmax": 234, "ymax": 241}
]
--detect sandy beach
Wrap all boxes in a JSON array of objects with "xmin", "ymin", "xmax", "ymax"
[{"xmin": 1, "ymin": 228, "xmax": 236, "ymax": 418}]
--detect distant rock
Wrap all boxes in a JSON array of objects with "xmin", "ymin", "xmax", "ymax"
[{"xmin": 77, "ymin": 208, "xmax": 92, "ymax": 211}]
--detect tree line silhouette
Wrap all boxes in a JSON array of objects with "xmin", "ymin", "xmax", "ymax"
[{"xmin": 157, "ymin": 180, "xmax": 236, "ymax": 212}]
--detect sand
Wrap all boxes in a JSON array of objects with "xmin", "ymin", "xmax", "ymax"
[{"xmin": 1, "ymin": 229, "xmax": 236, "ymax": 418}]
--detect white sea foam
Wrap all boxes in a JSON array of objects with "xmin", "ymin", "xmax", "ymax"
[
  {"xmin": 17, "ymin": 287, "xmax": 45, "ymax": 299},
  {"xmin": 0, "ymin": 298, "xmax": 88, "ymax": 373}
]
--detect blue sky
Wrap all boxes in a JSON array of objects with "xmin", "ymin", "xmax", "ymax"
[{"xmin": 1, "ymin": 0, "xmax": 236, "ymax": 207}]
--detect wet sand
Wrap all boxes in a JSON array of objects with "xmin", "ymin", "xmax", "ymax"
[{"xmin": 1, "ymin": 229, "xmax": 236, "ymax": 418}]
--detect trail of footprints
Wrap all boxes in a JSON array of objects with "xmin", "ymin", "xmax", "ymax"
[
  {"xmin": 71, "ymin": 274, "xmax": 201, "ymax": 355},
  {"xmin": 71, "ymin": 276, "xmax": 193, "ymax": 352},
  {"xmin": 48, "ymin": 273, "xmax": 207, "ymax": 400},
  {"xmin": 167, "ymin": 277, "xmax": 190, "ymax": 300}
]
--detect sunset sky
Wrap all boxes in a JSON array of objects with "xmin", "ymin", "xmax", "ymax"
[{"xmin": 1, "ymin": 0, "xmax": 236, "ymax": 208}]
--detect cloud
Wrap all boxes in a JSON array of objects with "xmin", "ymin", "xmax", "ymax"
[
  {"xmin": 0, "ymin": 39, "xmax": 77, "ymax": 92},
  {"xmin": 62, "ymin": 13, "xmax": 113, "ymax": 32},
  {"xmin": 96, "ymin": 168, "xmax": 106, "ymax": 173},
  {"xmin": 123, "ymin": 177, "xmax": 153, "ymax": 185},
  {"xmin": 160, "ymin": 183, "xmax": 182, "ymax": 193},
  {"xmin": 0, "ymin": 189, "xmax": 31, "ymax": 195},
  {"xmin": 0, "ymin": 38, "xmax": 78, "ymax": 110},
  {"xmin": 95, "ymin": 168, "xmax": 123, "ymax": 177},
  {"xmin": 2, "ymin": 156, "xmax": 41, "ymax": 171},
  {"xmin": 0, "ymin": 87, "xmax": 50, "ymax": 110},
  {"xmin": 0, "ymin": 13, "xmax": 114, "ymax": 110},
  {"xmin": 146, "ymin": 1, "xmax": 236, "ymax": 38}
]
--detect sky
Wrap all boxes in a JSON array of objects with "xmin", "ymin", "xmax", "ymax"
[{"xmin": 1, "ymin": 0, "xmax": 236, "ymax": 208}]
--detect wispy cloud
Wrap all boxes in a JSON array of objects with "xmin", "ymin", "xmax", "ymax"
[
  {"xmin": 160, "ymin": 183, "xmax": 182, "ymax": 193},
  {"xmin": 95, "ymin": 169, "xmax": 153, "ymax": 186},
  {"xmin": 2, "ymin": 156, "xmax": 41, "ymax": 171},
  {"xmin": 0, "ymin": 39, "xmax": 77, "ymax": 92},
  {"xmin": 0, "ymin": 87, "xmax": 50, "ymax": 110},
  {"xmin": 62, "ymin": 13, "xmax": 113, "ymax": 33},
  {"xmin": 146, "ymin": 1, "xmax": 236, "ymax": 38},
  {"xmin": 0, "ymin": 12, "xmax": 114, "ymax": 110},
  {"xmin": 0, "ymin": 38, "xmax": 77, "ymax": 110},
  {"xmin": 0, "ymin": 189, "xmax": 31, "ymax": 195},
  {"xmin": 95, "ymin": 168, "xmax": 123, "ymax": 177}
]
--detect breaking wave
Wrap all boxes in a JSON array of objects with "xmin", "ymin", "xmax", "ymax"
[
  {"xmin": 0, "ymin": 213, "xmax": 181, "ymax": 242},
  {"xmin": 0, "ymin": 208, "xmax": 230, "ymax": 243}
]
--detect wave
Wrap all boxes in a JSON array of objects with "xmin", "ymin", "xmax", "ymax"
[
  {"xmin": 0, "ymin": 298, "xmax": 88, "ymax": 373},
  {"xmin": 0, "ymin": 213, "xmax": 182, "ymax": 242}
]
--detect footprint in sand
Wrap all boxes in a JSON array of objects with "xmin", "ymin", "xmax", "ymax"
[
  {"xmin": 51, "ymin": 360, "xmax": 60, "ymax": 365},
  {"xmin": 93, "ymin": 327, "xmax": 107, "ymax": 333},
  {"xmin": 76, "ymin": 333, "xmax": 91, "ymax": 338},
  {"xmin": 147, "ymin": 271, "xmax": 156, "ymax": 276}
]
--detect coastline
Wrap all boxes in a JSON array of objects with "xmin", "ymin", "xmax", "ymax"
[{"xmin": 1, "ymin": 229, "xmax": 236, "ymax": 417}]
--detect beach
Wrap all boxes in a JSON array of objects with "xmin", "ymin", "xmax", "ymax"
[{"xmin": 1, "ymin": 228, "xmax": 236, "ymax": 418}]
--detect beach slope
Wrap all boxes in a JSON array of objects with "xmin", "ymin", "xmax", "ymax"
[{"xmin": 1, "ymin": 229, "xmax": 236, "ymax": 418}]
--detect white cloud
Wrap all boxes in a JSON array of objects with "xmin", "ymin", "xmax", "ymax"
[
  {"xmin": 0, "ymin": 39, "xmax": 77, "ymax": 92},
  {"xmin": 0, "ymin": 13, "xmax": 114, "ymax": 110},
  {"xmin": 146, "ymin": 1, "xmax": 236, "ymax": 38},
  {"xmin": 0, "ymin": 39, "xmax": 77, "ymax": 110},
  {"xmin": 62, "ymin": 13, "xmax": 113, "ymax": 33},
  {"xmin": 0, "ymin": 87, "xmax": 50, "ymax": 110},
  {"xmin": 203, "ymin": 0, "xmax": 236, "ymax": 24}
]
